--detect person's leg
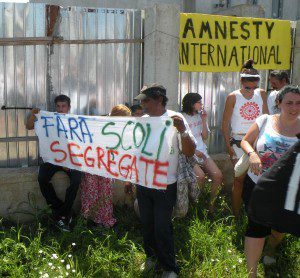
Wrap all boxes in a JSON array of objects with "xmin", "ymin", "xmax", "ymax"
[
  {"xmin": 60, "ymin": 169, "xmax": 82, "ymax": 217},
  {"xmin": 202, "ymin": 157, "xmax": 223, "ymax": 213},
  {"xmin": 232, "ymin": 173, "xmax": 246, "ymax": 217},
  {"xmin": 244, "ymin": 236, "xmax": 265, "ymax": 278},
  {"xmin": 136, "ymin": 185, "xmax": 156, "ymax": 260},
  {"xmin": 231, "ymin": 144, "xmax": 246, "ymax": 217},
  {"xmin": 264, "ymin": 230, "xmax": 285, "ymax": 259},
  {"xmin": 242, "ymin": 174, "xmax": 270, "ymax": 277},
  {"xmin": 153, "ymin": 182, "xmax": 179, "ymax": 274},
  {"xmin": 193, "ymin": 164, "xmax": 205, "ymax": 190},
  {"xmin": 95, "ymin": 177, "xmax": 116, "ymax": 228},
  {"xmin": 38, "ymin": 163, "xmax": 64, "ymax": 216}
]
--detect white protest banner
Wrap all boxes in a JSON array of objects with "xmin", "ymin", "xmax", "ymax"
[{"xmin": 35, "ymin": 111, "xmax": 175, "ymax": 189}]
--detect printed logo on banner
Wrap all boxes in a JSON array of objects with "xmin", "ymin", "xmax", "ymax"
[
  {"xmin": 35, "ymin": 111, "xmax": 175, "ymax": 189},
  {"xmin": 179, "ymin": 13, "xmax": 291, "ymax": 72}
]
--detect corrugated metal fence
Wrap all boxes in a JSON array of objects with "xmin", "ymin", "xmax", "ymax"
[
  {"xmin": 0, "ymin": 3, "xmax": 143, "ymax": 167},
  {"xmin": 179, "ymin": 71, "xmax": 269, "ymax": 154}
]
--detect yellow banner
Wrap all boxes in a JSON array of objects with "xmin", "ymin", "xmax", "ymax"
[{"xmin": 179, "ymin": 13, "xmax": 291, "ymax": 72}]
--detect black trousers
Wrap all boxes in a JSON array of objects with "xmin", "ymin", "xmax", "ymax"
[
  {"xmin": 136, "ymin": 182, "xmax": 179, "ymax": 274},
  {"xmin": 38, "ymin": 162, "xmax": 82, "ymax": 218}
]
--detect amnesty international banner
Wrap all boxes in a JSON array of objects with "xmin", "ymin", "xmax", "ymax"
[
  {"xmin": 179, "ymin": 13, "xmax": 291, "ymax": 72},
  {"xmin": 35, "ymin": 111, "xmax": 175, "ymax": 189}
]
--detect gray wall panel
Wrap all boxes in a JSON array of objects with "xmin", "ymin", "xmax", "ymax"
[{"xmin": 0, "ymin": 4, "xmax": 142, "ymax": 167}]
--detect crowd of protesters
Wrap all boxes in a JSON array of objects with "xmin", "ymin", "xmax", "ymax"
[{"xmin": 26, "ymin": 59, "xmax": 300, "ymax": 278}]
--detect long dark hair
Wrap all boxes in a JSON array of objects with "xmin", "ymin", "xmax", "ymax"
[
  {"xmin": 182, "ymin": 93, "xmax": 202, "ymax": 115},
  {"xmin": 240, "ymin": 59, "xmax": 260, "ymax": 83}
]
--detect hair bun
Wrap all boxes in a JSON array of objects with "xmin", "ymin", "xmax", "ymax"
[{"xmin": 243, "ymin": 59, "xmax": 254, "ymax": 69}]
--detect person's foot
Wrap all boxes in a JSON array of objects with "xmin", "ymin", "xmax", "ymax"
[
  {"xmin": 55, "ymin": 217, "xmax": 70, "ymax": 232},
  {"xmin": 68, "ymin": 215, "xmax": 73, "ymax": 225},
  {"xmin": 263, "ymin": 255, "xmax": 276, "ymax": 265},
  {"xmin": 161, "ymin": 271, "xmax": 178, "ymax": 278},
  {"xmin": 140, "ymin": 257, "xmax": 156, "ymax": 272}
]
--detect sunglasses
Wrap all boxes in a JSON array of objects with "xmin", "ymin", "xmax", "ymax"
[{"xmin": 244, "ymin": 86, "xmax": 258, "ymax": 91}]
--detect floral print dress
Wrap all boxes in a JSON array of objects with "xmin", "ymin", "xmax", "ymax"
[{"xmin": 80, "ymin": 173, "xmax": 116, "ymax": 228}]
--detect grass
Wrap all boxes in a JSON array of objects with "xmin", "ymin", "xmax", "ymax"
[{"xmin": 0, "ymin": 184, "xmax": 299, "ymax": 278}]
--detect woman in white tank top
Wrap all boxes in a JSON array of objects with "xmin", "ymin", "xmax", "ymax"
[
  {"xmin": 182, "ymin": 93, "xmax": 223, "ymax": 213},
  {"xmin": 221, "ymin": 59, "xmax": 269, "ymax": 217}
]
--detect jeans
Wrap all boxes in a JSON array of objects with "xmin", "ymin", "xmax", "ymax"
[
  {"xmin": 136, "ymin": 182, "xmax": 179, "ymax": 274},
  {"xmin": 38, "ymin": 162, "xmax": 82, "ymax": 217}
]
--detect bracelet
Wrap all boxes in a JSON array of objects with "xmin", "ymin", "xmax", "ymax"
[{"xmin": 247, "ymin": 151, "xmax": 255, "ymax": 156}]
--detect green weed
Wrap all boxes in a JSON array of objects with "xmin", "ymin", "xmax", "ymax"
[{"xmin": 0, "ymin": 185, "xmax": 299, "ymax": 277}]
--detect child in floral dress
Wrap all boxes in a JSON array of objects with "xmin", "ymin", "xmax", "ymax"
[{"xmin": 80, "ymin": 105, "xmax": 132, "ymax": 227}]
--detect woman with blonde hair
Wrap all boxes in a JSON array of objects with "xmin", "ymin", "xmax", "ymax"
[{"xmin": 80, "ymin": 104, "xmax": 131, "ymax": 228}]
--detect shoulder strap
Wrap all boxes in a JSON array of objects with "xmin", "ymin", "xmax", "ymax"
[{"xmin": 258, "ymin": 114, "xmax": 269, "ymax": 137}]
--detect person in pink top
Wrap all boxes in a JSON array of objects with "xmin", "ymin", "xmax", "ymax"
[
  {"xmin": 80, "ymin": 104, "xmax": 132, "ymax": 228},
  {"xmin": 222, "ymin": 59, "xmax": 269, "ymax": 217}
]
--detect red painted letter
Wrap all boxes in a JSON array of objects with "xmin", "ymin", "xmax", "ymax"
[
  {"xmin": 153, "ymin": 160, "xmax": 168, "ymax": 189},
  {"xmin": 83, "ymin": 146, "xmax": 95, "ymax": 167},
  {"xmin": 50, "ymin": 141, "xmax": 67, "ymax": 163},
  {"xmin": 68, "ymin": 142, "xmax": 83, "ymax": 167}
]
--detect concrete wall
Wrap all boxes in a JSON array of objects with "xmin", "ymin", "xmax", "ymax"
[
  {"xmin": 292, "ymin": 20, "xmax": 300, "ymax": 86},
  {"xmin": 281, "ymin": 0, "xmax": 299, "ymax": 20},
  {"xmin": 0, "ymin": 167, "xmax": 135, "ymax": 223},
  {"xmin": 195, "ymin": 1, "xmax": 213, "ymax": 14},
  {"xmin": 30, "ymin": 0, "xmax": 184, "ymax": 10},
  {"xmin": 0, "ymin": 154, "xmax": 233, "ymax": 223},
  {"xmin": 215, "ymin": 4, "xmax": 265, "ymax": 17},
  {"xmin": 143, "ymin": 4, "xmax": 180, "ymax": 111}
]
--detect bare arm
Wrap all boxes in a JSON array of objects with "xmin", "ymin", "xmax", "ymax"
[
  {"xmin": 181, "ymin": 135, "xmax": 196, "ymax": 157},
  {"xmin": 171, "ymin": 115, "xmax": 196, "ymax": 157},
  {"xmin": 260, "ymin": 89, "xmax": 269, "ymax": 114},
  {"xmin": 221, "ymin": 93, "xmax": 236, "ymax": 158},
  {"xmin": 26, "ymin": 108, "xmax": 40, "ymax": 130},
  {"xmin": 241, "ymin": 123, "xmax": 262, "ymax": 175},
  {"xmin": 200, "ymin": 110, "xmax": 209, "ymax": 140}
]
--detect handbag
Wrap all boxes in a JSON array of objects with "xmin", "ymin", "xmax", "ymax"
[
  {"xmin": 234, "ymin": 152, "xmax": 250, "ymax": 177},
  {"xmin": 187, "ymin": 155, "xmax": 201, "ymax": 203},
  {"xmin": 173, "ymin": 153, "xmax": 199, "ymax": 218},
  {"xmin": 234, "ymin": 115, "xmax": 268, "ymax": 177}
]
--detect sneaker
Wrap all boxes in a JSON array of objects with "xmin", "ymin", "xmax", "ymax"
[
  {"xmin": 140, "ymin": 258, "xmax": 156, "ymax": 272},
  {"xmin": 161, "ymin": 271, "xmax": 178, "ymax": 278},
  {"xmin": 68, "ymin": 215, "xmax": 73, "ymax": 225},
  {"xmin": 55, "ymin": 218, "xmax": 70, "ymax": 232},
  {"xmin": 263, "ymin": 255, "xmax": 276, "ymax": 265}
]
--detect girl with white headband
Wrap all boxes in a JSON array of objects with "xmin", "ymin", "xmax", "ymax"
[{"xmin": 221, "ymin": 59, "xmax": 269, "ymax": 217}]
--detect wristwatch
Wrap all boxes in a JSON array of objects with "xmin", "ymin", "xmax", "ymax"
[
  {"xmin": 180, "ymin": 130, "xmax": 189, "ymax": 138},
  {"xmin": 247, "ymin": 151, "xmax": 255, "ymax": 156}
]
